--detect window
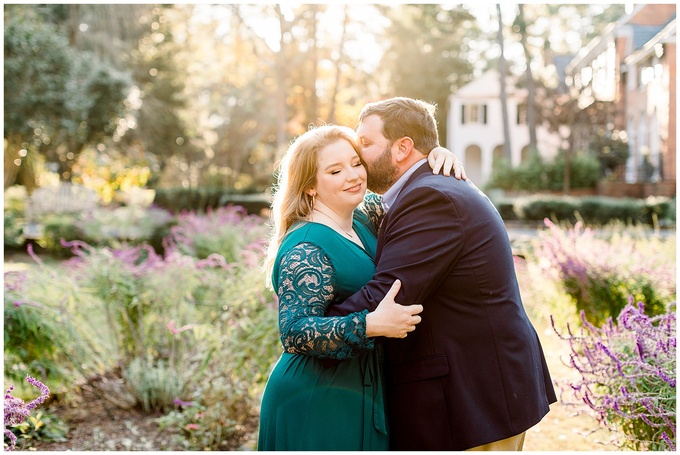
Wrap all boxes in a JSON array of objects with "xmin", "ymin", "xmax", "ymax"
[
  {"xmin": 461, "ymin": 103, "xmax": 487, "ymax": 125},
  {"xmin": 638, "ymin": 57, "xmax": 654, "ymax": 87},
  {"xmin": 516, "ymin": 103, "xmax": 527, "ymax": 125}
]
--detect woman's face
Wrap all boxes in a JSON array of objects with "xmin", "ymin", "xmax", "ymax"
[{"xmin": 311, "ymin": 139, "xmax": 367, "ymax": 213}]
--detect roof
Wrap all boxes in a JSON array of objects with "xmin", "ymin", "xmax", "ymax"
[
  {"xmin": 632, "ymin": 25, "xmax": 666, "ymax": 51},
  {"xmin": 451, "ymin": 69, "xmax": 521, "ymax": 99}
]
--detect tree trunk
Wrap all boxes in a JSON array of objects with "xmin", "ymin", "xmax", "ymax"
[
  {"xmin": 69, "ymin": 4, "xmax": 79, "ymax": 47},
  {"xmin": 517, "ymin": 4, "xmax": 538, "ymax": 155},
  {"xmin": 496, "ymin": 4, "xmax": 512, "ymax": 163},
  {"xmin": 308, "ymin": 5, "xmax": 319, "ymax": 124},
  {"xmin": 275, "ymin": 5, "xmax": 290, "ymax": 160},
  {"xmin": 328, "ymin": 6, "xmax": 349, "ymax": 124}
]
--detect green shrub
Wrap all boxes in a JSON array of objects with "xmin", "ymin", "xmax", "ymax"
[
  {"xmin": 153, "ymin": 188, "xmax": 269, "ymax": 215},
  {"xmin": 502, "ymin": 195, "xmax": 675, "ymax": 226},
  {"xmin": 531, "ymin": 219, "xmax": 675, "ymax": 325},
  {"xmin": 6, "ymin": 207, "xmax": 280, "ymax": 449},
  {"xmin": 164, "ymin": 206, "xmax": 269, "ymax": 262},
  {"xmin": 6, "ymin": 411, "xmax": 68, "ymax": 450},
  {"xmin": 4, "ymin": 262, "xmax": 115, "ymax": 395},
  {"xmin": 4, "ymin": 185, "xmax": 27, "ymax": 248},
  {"xmin": 515, "ymin": 195, "xmax": 579, "ymax": 223},
  {"xmin": 38, "ymin": 213, "xmax": 82, "ymax": 255},
  {"xmin": 487, "ymin": 150, "xmax": 601, "ymax": 192},
  {"xmin": 4, "ymin": 211, "xmax": 25, "ymax": 248},
  {"xmin": 124, "ymin": 358, "xmax": 185, "ymax": 413},
  {"xmin": 77, "ymin": 206, "xmax": 173, "ymax": 246}
]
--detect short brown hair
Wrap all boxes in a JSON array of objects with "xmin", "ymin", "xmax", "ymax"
[{"xmin": 359, "ymin": 97, "xmax": 439, "ymax": 153}]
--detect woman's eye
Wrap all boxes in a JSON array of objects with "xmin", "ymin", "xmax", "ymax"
[
  {"xmin": 331, "ymin": 170, "xmax": 341, "ymax": 175},
  {"xmin": 353, "ymin": 162, "xmax": 364, "ymax": 167}
]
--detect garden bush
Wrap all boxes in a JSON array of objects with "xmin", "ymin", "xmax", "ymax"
[
  {"xmin": 163, "ymin": 205, "xmax": 269, "ymax": 262},
  {"xmin": 487, "ymin": 150, "xmax": 601, "ymax": 192},
  {"xmin": 4, "ymin": 250, "xmax": 116, "ymax": 394},
  {"xmin": 77, "ymin": 205, "xmax": 174, "ymax": 246},
  {"xmin": 5, "ymin": 206, "xmax": 280, "ymax": 450},
  {"xmin": 552, "ymin": 300, "xmax": 675, "ymax": 450},
  {"xmin": 153, "ymin": 187, "xmax": 270, "ymax": 215},
  {"xmin": 531, "ymin": 219, "xmax": 675, "ymax": 325},
  {"xmin": 503, "ymin": 194, "xmax": 675, "ymax": 226}
]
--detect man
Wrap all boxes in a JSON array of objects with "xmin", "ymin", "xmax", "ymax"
[{"xmin": 326, "ymin": 97, "xmax": 556, "ymax": 450}]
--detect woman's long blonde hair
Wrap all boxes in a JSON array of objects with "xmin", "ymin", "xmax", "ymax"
[{"xmin": 264, "ymin": 124, "xmax": 360, "ymax": 289}]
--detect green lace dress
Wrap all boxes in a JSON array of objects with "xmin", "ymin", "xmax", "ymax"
[{"xmin": 258, "ymin": 206, "xmax": 387, "ymax": 451}]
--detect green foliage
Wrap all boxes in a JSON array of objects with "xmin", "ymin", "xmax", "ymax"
[
  {"xmin": 4, "ymin": 11, "xmax": 132, "ymax": 186},
  {"xmin": 164, "ymin": 206, "xmax": 269, "ymax": 262},
  {"xmin": 124, "ymin": 359, "xmax": 185, "ymax": 413},
  {"xmin": 507, "ymin": 195, "xmax": 675, "ymax": 226},
  {"xmin": 3, "ymin": 14, "xmax": 72, "ymax": 139},
  {"xmin": 77, "ymin": 206, "xmax": 174, "ymax": 246},
  {"xmin": 38, "ymin": 214, "xmax": 82, "ymax": 255},
  {"xmin": 515, "ymin": 196, "xmax": 579, "ymax": 223},
  {"xmin": 4, "ymin": 212, "xmax": 25, "ymax": 248},
  {"xmin": 378, "ymin": 4, "xmax": 478, "ymax": 143},
  {"xmin": 588, "ymin": 130, "xmax": 630, "ymax": 176},
  {"xmin": 39, "ymin": 209, "xmax": 279, "ymax": 445},
  {"xmin": 153, "ymin": 188, "xmax": 270, "ymax": 215},
  {"xmin": 6, "ymin": 411, "xmax": 68, "ymax": 450},
  {"xmin": 4, "ymin": 267, "xmax": 115, "ymax": 394},
  {"xmin": 531, "ymin": 220, "xmax": 675, "ymax": 325},
  {"xmin": 487, "ymin": 150, "xmax": 601, "ymax": 192}
]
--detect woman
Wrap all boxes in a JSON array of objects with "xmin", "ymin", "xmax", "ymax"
[{"xmin": 258, "ymin": 125, "xmax": 461, "ymax": 450}]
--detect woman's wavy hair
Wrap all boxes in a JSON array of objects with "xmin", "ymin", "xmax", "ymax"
[{"xmin": 264, "ymin": 124, "xmax": 360, "ymax": 289}]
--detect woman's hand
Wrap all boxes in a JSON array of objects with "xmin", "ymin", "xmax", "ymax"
[
  {"xmin": 429, "ymin": 146, "xmax": 467, "ymax": 180},
  {"xmin": 365, "ymin": 280, "xmax": 423, "ymax": 338}
]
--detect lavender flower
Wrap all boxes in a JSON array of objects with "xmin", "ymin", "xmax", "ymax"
[
  {"xmin": 4, "ymin": 376, "xmax": 50, "ymax": 451},
  {"xmin": 553, "ymin": 300, "xmax": 676, "ymax": 450}
]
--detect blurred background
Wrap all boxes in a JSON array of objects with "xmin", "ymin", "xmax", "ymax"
[{"xmin": 6, "ymin": 3, "xmax": 674, "ymax": 201}]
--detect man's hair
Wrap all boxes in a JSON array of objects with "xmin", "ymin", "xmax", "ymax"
[{"xmin": 359, "ymin": 97, "xmax": 439, "ymax": 153}]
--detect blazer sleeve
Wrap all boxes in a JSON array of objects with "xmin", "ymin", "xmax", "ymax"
[{"xmin": 326, "ymin": 184, "xmax": 464, "ymax": 316}]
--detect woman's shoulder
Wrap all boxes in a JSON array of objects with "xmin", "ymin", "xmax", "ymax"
[{"xmin": 278, "ymin": 221, "xmax": 341, "ymax": 256}]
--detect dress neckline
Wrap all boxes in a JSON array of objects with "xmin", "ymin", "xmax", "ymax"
[{"xmin": 305, "ymin": 219, "xmax": 368, "ymax": 252}]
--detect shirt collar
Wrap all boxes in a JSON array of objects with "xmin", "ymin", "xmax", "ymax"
[{"xmin": 381, "ymin": 158, "xmax": 427, "ymax": 212}]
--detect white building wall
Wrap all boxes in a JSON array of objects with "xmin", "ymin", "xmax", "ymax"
[{"xmin": 447, "ymin": 85, "xmax": 562, "ymax": 188}]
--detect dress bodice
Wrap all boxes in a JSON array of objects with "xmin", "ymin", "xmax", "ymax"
[{"xmin": 272, "ymin": 209, "xmax": 379, "ymax": 360}]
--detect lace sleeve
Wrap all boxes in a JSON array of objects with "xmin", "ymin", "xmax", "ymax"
[
  {"xmin": 358, "ymin": 191, "xmax": 385, "ymax": 232},
  {"xmin": 276, "ymin": 242, "xmax": 375, "ymax": 359}
]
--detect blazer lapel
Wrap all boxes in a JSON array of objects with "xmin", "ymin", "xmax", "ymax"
[{"xmin": 375, "ymin": 162, "xmax": 431, "ymax": 262}]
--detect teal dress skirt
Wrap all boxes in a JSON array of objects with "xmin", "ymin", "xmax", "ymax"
[{"xmin": 258, "ymin": 210, "xmax": 388, "ymax": 450}]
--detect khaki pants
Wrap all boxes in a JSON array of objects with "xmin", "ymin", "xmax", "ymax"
[{"xmin": 466, "ymin": 431, "xmax": 526, "ymax": 451}]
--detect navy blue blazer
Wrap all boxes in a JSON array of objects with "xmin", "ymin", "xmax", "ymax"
[{"xmin": 327, "ymin": 163, "xmax": 557, "ymax": 450}]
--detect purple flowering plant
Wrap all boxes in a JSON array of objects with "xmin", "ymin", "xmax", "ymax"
[
  {"xmin": 552, "ymin": 298, "xmax": 676, "ymax": 450},
  {"xmin": 163, "ymin": 205, "xmax": 269, "ymax": 263},
  {"xmin": 536, "ymin": 219, "xmax": 675, "ymax": 325},
  {"xmin": 4, "ymin": 376, "xmax": 50, "ymax": 451}
]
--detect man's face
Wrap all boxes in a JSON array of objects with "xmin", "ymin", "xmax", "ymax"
[{"xmin": 356, "ymin": 114, "xmax": 398, "ymax": 194}]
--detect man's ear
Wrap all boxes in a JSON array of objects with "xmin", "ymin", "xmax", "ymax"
[{"xmin": 394, "ymin": 137, "xmax": 415, "ymax": 163}]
